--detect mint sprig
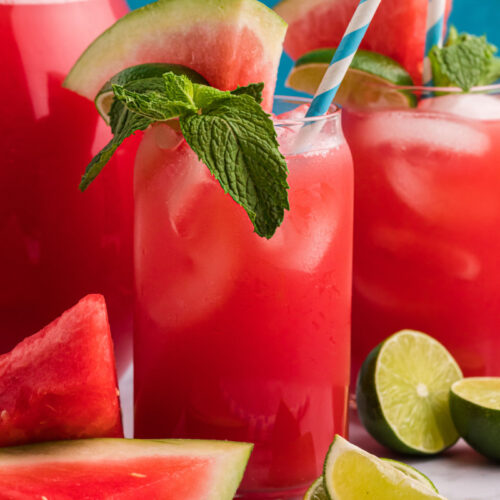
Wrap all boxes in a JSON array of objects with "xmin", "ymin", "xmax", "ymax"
[
  {"xmin": 81, "ymin": 73, "xmax": 288, "ymax": 239},
  {"xmin": 430, "ymin": 26, "xmax": 500, "ymax": 91}
]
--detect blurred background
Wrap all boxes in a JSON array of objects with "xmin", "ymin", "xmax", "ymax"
[{"xmin": 126, "ymin": 0, "xmax": 500, "ymax": 97}]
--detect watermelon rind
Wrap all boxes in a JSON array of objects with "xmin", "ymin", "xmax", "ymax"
[
  {"xmin": 64, "ymin": 0, "xmax": 287, "ymax": 110},
  {"xmin": 0, "ymin": 438, "xmax": 253, "ymax": 500}
]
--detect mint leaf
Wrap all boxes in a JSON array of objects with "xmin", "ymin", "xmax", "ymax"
[
  {"xmin": 430, "ymin": 28, "xmax": 500, "ymax": 90},
  {"xmin": 80, "ymin": 109, "xmax": 151, "ymax": 191},
  {"xmin": 162, "ymin": 72, "xmax": 195, "ymax": 106},
  {"xmin": 231, "ymin": 83, "xmax": 264, "ymax": 104},
  {"xmin": 483, "ymin": 56, "xmax": 500, "ymax": 85},
  {"xmin": 180, "ymin": 94, "xmax": 289, "ymax": 238},
  {"xmin": 113, "ymin": 85, "xmax": 195, "ymax": 121},
  {"xmin": 109, "ymin": 77, "xmax": 165, "ymax": 133},
  {"xmin": 81, "ymin": 77, "xmax": 166, "ymax": 190},
  {"xmin": 191, "ymin": 82, "xmax": 264, "ymax": 109},
  {"xmin": 193, "ymin": 85, "xmax": 230, "ymax": 109}
]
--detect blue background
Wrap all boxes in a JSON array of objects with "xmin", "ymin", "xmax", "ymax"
[{"xmin": 126, "ymin": 0, "xmax": 500, "ymax": 95}]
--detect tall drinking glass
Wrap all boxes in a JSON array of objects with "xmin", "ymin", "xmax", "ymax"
[
  {"xmin": 0, "ymin": 0, "xmax": 135, "ymax": 372},
  {"xmin": 134, "ymin": 97, "xmax": 353, "ymax": 498},
  {"xmin": 343, "ymin": 85, "xmax": 500, "ymax": 379}
]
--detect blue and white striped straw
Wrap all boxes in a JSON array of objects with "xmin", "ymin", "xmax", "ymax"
[
  {"xmin": 305, "ymin": 0, "xmax": 382, "ymax": 118},
  {"xmin": 293, "ymin": 0, "xmax": 382, "ymax": 153},
  {"xmin": 423, "ymin": 0, "xmax": 446, "ymax": 86}
]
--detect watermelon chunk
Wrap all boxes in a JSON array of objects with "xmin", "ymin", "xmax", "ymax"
[
  {"xmin": 0, "ymin": 295, "xmax": 122, "ymax": 446},
  {"xmin": 64, "ymin": 0, "xmax": 287, "ymax": 111},
  {"xmin": 274, "ymin": 0, "xmax": 453, "ymax": 84},
  {"xmin": 0, "ymin": 439, "xmax": 252, "ymax": 499}
]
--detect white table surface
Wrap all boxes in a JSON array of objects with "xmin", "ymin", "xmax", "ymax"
[{"xmin": 119, "ymin": 366, "xmax": 499, "ymax": 499}]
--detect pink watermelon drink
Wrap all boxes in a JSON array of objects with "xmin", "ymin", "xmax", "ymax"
[
  {"xmin": 66, "ymin": 1, "xmax": 353, "ymax": 495},
  {"xmin": 344, "ymin": 90, "xmax": 500, "ymax": 379},
  {"xmin": 133, "ymin": 99, "xmax": 353, "ymax": 496},
  {"xmin": 283, "ymin": 3, "xmax": 500, "ymax": 380},
  {"xmin": 0, "ymin": 0, "xmax": 135, "ymax": 372}
]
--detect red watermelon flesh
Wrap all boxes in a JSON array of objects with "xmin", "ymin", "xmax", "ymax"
[
  {"xmin": 0, "ymin": 295, "xmax": 122, "ymax": 447},
  {"xmin": 0, "ymin": 439, "xmax": 252, "ymax": 499},
  {"xmin": 275, "ymin": 0, "xmax": 453, "ymax": 84}
]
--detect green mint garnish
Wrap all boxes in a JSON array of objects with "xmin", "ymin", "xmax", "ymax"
[
  {"xmin": 81, "ymin": 73, "xmax": 288, "ymax": 239},
  {"xmin": 231, "ymin": 82, "xmax": 264, "ymax": 103},
  {"xmin": 430, "ymin": 26, "xmax": 500, "ymax": 91}
]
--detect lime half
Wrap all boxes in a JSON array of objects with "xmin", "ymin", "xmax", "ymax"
[
  {"xmin": 287, "ymin": 48, "xmax": 417, "ymax": 108},
  {"xmin": 450, "ymin": 377, "xmax": 500, "ymax": 460},
  {"xmin": 95, "ymin": 63, "xmax": 207, "ymax": 123},
  {"xmin": 323, "ymin": 436, "xmax": 447, "ymax": 500},
  {"xmin": 356, "ymin": 329, "xmax": 463, "ymax": 455}
]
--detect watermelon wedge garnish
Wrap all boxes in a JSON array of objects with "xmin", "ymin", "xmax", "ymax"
[
  {"xmin": 64, "ymin": 0, "xmax": 287, "ymax": 111},
  {"xmin": 274, "ymin": 0, "xmax": 453, "ymax": 84},
  {"xmin": 0, "ymin": 438, "xmax": 252, "ymax": 499},
  {"xmin": 0, "ymin": 295, "xmax": 123, "ymax": 447}
]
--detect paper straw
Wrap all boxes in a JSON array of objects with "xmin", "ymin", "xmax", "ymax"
[
  {"xmin": 423, "ymin": 0, "xmax": 446, "ymax": 86},
  {"xmin": 293, "ymin": 0, "xmax": 382, "ymax": 153}
]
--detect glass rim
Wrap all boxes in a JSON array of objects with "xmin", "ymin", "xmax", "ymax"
[
  {"xmin": 387, "ymin": 82, "xmax": 500, "ymax": 93},
  {"xmin": 273, "ymin": 95, "xmax": 341, "ymax": 127}
]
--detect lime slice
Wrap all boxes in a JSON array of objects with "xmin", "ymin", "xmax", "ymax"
[
  {"xmin": 287, "ymin": 48, "xmax": 417, "ymax": 108},
  {"xmin": 450, "ymin": 377, "xmax": 500, "ymax": 460},
  {"xmin": 304, "ymin": 477, "xmax": 327, "ymax": 500},
  {"xmin": 95, "ymin": 63, "xmax": 208, "ymax": 123},
  {"xmin": 356, "ymin": 329, "xmax": 463, "ymax": 455},
  {"xmin": 304, "ymin": 459, "xmax": 436, "ymax": 500},
  {"xmin": 323, "ymin": 436, "xmax": 447, "ymax": 500}
]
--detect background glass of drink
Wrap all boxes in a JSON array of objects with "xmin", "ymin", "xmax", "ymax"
[
  {"xmin": 343, "ymin": 85, "xmax": 500, "ymax": 379},
  {"xmin": 0, "ymin": 0, "xmax": 135, "ymax": 372},
  {"xmin": 134, "ymin": 97, "xmax": 353, "ymax": 498}
]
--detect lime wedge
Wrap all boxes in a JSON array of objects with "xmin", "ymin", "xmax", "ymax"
[
  {"xmin": 304, "ymin": 477, "xmax": 327, "ymax": 500},
  {"xmin": 381, "ymin": 459, "xmax": 438, "ymax": 492},
  {"xmin": 450, "ymin": 377, "xmax": 500, "ymax": 460},
  {"xmin": 95, "ymin": 63, "xmax": 208, "ymax": 123},
  {"xmin": 356, "ymin": 329, "xmax": 463, "ymax": 455},
  {"xmin": 323, "ymin": 436, "xmax": 447, "ymax": 500},
  {"xmin": 304, "ymin": 459, "xmax": 437, "ymax": 500},
  {"xmin": 287, "ymin": 48, "xmax": 417, "ymax": 108}
]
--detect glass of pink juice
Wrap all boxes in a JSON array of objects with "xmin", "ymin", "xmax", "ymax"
[
  {"xmin": 134, "ymin": 97, "xmax": 353, "ymax": 498},
  {"xmin": 343, "ymin": 86, "xmax": 500, "ymax": 379},
  {"xmin": 0, "ymin": 0, "xmax": 135, "ymax": 371}
]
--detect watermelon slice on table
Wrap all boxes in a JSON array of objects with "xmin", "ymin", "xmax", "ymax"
[
  {"xmin": 64, "ymin": 0, "xmax": 287, "ymax": 111},
  {"xmin": 0, "ymin": 295, "xmax": 122, "ymax": 447},
  {"xmin": 274, "ymin": 0, "xmax": 453, "ymax": 84},
  {"xmin": 0, "ymin": 439, "xmax": 252, "ymax": 499}
]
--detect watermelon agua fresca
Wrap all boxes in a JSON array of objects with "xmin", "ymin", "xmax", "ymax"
[
  {"xmin": 0, "ymin": 294, "xmax": 122, "ymax": 446},
  {"xmin": 0, "ymin": 439, "xmax": 252, "ymax": 499},
  {"xmin": 64, "ymin": 0, "xmax": 287, "ymax": 112},
  {"xmin": 274, "ymin": 0, "xmax": 453, "ymax": 84}
]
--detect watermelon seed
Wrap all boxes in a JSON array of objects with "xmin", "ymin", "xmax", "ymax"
[
  {"xmin": 130, "ymin": 472, "xmax": 147, "ymax": 478},
  {"xmin": 41, "ymin": 496, "xmax": 48, "ymax": 500}
]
